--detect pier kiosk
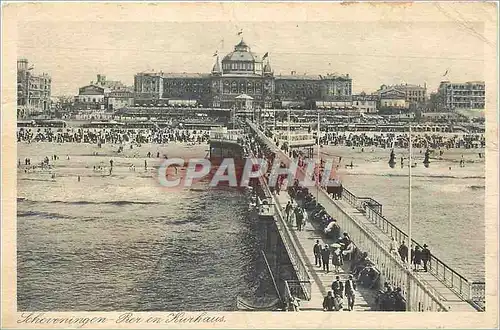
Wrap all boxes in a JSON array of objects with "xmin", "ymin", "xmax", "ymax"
[{"xmin": 275, "ymin": 131, "xmax": 316, "ymax": 158}]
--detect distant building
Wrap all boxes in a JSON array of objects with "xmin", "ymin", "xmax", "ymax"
[
  {"xmin": 106, "ymin": 90, "xmax": 135, "ymax": 111},
  {"xmin": 74, "ymin": 74, "xmax": 132, "ymax": 110},
  {"xmin": 74, "ymin": 85, "xmax": 106, "ymax": 110},
  {"xmin": 376, "ymin": 83, "xmax": 427, "ymax": 105},
  {"xmin": 93, "ymin": 74, "xmax": 129, "ymax": 91},
  {"xmin": 437, "ymin": 81, "xmax": 485, "ymax": 110},
  {"xmin": 134, "ymin": 72, "xmax": 164, "ymax": 104},
  {"xmin": 378, "ymin": 88, "xmax": 408, "ymax": 113},
  {"xmin": 352, "ymin": 93, "xmax": 378, "ymax": 113},
  {"xmin": 133, "ymin": 39, "xmax": 353, "ymax": 109},
  {"xmin": 17, "ymin": 59, "xmax": 51, "ymax": 117}
]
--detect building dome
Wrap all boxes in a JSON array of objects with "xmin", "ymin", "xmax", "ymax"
[{"xmin": 221, "ymin": 39, "xmax": 263, "ymax": 75}]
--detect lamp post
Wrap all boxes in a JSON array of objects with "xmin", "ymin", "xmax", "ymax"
[
  {"xmin": 316, "ymin": 111, "xmax": 320, "ymax": 205},
  {"xmin": 287, "ymin": 107, "xmax": 291, "ymax": 155},
  {"xmin": 393, "ymin": 123, "xmax": 413, "ymax": 311},
  {"xmin": 407, "ymin": 122, "xmax": 412, "ymax": 311}
]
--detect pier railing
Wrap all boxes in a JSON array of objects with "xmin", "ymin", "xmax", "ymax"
[
  {"xmin": 357, "ymin": 197, "xmax": 484, "ymax": 310},
  {"xmin": 247, "ymin": 120, "xmax": 449, "ymax": 312},
  {"xmin": 470, "ymin": 282, "xmax": 486, "ymax": 311},
  {"xmin": 253, "ymin": 155, "xmax": 312, "ymax": 301},
  {"xmin": 342, "ymin": 188, "xmax": 383, "ymax": 215},
  {"xmin": 284, "ymin": 280, "xmax": 312, "ymax": 303}
]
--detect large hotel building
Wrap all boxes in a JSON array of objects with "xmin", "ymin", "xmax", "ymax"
[
  {"xmin": 134, "ymin": 39, "xmax": 353, "ymax": 109},
  {"xmin": 437, "ymin": 81, "xmax": 485, "ymax": 110},
  {"xmin": 17, "ymin": 59, "xmax": 52, "ymax": 117}
]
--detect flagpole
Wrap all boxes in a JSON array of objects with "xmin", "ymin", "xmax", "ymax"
[
  {"xmin": 316, "ymin": 111, "xmax": 320, "ymax": 205},
  {"xmin": 288, "ymin": 107, "xmax": 291, "ymax": 155}
]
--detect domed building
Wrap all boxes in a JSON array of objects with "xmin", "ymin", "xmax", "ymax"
[
  {"xmin": 209, "ymin": 39, "xmax": 274, "ymax": 108},
  {"xmin": 134, "ymin": 39, "xmax": 353, "ymax": 110},
  {"xmin": 220, "ymin": 39, "xmax": 263, "ymax": 75}
]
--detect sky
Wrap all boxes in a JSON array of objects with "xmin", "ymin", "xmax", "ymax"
[{"xmin": 17, "ymin": 19, "xmax": 488, "ymax": 96}]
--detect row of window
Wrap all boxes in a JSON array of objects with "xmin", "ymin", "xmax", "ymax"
[
  {"xmin": 223, "ymin": 62, "xmax": 255, "ymax": 71},
  {"xmin": 222, "ymin": 87, "xmax": 262, "ymax": 94},
  {"xmin": 223, "ymin": 81, "xmax": 263, "ymax": 88},
  {"xmin": 446, "ymin": 84, "xmax": 485, "ymax": 90},
  {"xmin": 326, "ymin": 89, "xmax": 351, "ymax": 95},
  {"xmin": 79, "ymin": 97, "xmax": 104, "ymax": 103},
  {"xmin": 407, "ymin": 90, "xmax": 425, "ymax": 96},
  {"xmin": 29, "ymin": 85, "xmax": 51, "ymax": 90}
]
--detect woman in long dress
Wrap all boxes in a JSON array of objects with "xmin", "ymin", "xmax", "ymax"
[{"xmin": 332, "ymin": 247, "xmax": 343, "ymax": 273}]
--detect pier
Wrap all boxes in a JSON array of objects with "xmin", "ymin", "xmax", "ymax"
[{"xmin": 245, "ymin": 119, "xmax": 484, "ymax": 312}]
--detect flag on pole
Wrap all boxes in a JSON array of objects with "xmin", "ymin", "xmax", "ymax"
[
  {"xmin": 213, "ymin": 51, "xmax": 218, "ymax": 57},
  {"xmin": 237, "ymin": 29, "xmax": 243, "ymax": 36},
  {"xmin": 262, "ymin": 52, "xmax": 269, "ymax": 60},
  {"xmin": 443, "ymin": 69, "xmax": 449, "ymax": 77}
]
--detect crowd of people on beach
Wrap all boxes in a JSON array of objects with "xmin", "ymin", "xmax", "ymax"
[
  {"xmin": 17, "ymin": 127, "xmax": 210, "ymax": 145},
  {"xmin": 319, "ymin": 132, "xmax": 485, "ymax": 150}
]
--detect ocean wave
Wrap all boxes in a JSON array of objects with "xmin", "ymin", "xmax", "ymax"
[
  {"xmin": 17, "ymin": 210, "xmax": 75, "ymax": 219},
  {"xmin": 17, "ymin": 198, "xmax": 161, "ymax": 206}
]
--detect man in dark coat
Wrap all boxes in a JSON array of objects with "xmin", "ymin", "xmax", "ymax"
[
  {"xmin": 398, "ymin": 241, "xmax": 408, "ymax": 263},
  {"xmin": 345, "ymin": 274, "xmax": 356, "ymax": 311},
  {"xmin": 412, "ymin": 246, "xmax": 422, "ymax": 271},
  {"xmin": 321, "ymin": 245, "xmax": 330, "ymax": 273},
  {"xmin": 331, "ymin": 276, "xmax": 344, "ymax": 298},
  {"xmin": 294, "ymin": 207, "xmax": 304, "ymax": 231},
  {"xmin": 322, "ymin": 291, "xmax": 335, "ymax": 311},
  {"xmin": 421, "ymin": 244, "xmax": 431, "ymax": 272},
  {"xmin": 313, "ymin": 240, "xmax": 322, "ymax": 267},
  {"xmin": 285, "ymin": 201, "xmax": 292, "ymax": 222}
]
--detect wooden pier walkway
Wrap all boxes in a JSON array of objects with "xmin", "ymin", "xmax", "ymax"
[
  {"xmin": 274, "ymin": 191, "xmax": 377, "ymax": 311},
  {"xmin": 248, "ymin": 120, "xmax": 478, "ymax": 312}
]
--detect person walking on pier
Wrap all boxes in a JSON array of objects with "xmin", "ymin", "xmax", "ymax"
[
  {"xmin": 421, "ymin": 244, "xmax": 431, "ymax": 272},
  {"xmin": 295, "ymin": 207, "xmax": 304, "ymax": 231},
  {"xmin": 313, "ymin": 240, "xmax": 322, "ymax": 267},
  {"xmin": 321, "ymin": 245, "xmax": 331, "ymax": 273},
  {"xmin": 332, "ymin": 247, "xmax": 343, "ymax": 273},
  {"xmin": 412, "ymin": 246, "xmax": 422, "ymax": 271},
  {"xmin": 345, "ymin": 275, "xmax": 356, "ymax": 311},
  {"xmin": 398, "ymin": 241, "xmax": 408, "ymax": 263},
  {"xmin": 331, "ymin": 276, "xmax": 344, "ymax": 299},
  {"xmin": 285, "ymin": 201, "xmax": 293, "ymax": 222}
]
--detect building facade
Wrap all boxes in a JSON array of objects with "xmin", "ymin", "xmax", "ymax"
[
  {"xmin": 17, "ymin": 59, "xmax": 52, "ymax": 117},
  {"xmin": 352, "ymin": 93, "xmax": 378, "ymax": 113},
  {"xmin": 74, "ymin": 85, "xmax": 106, "ymax": 110},
  {"xmin": 74, "ymin": 74, "xmax": 133, "ymax": 110},
  {"xmin": 376, "ymin": 83, "xmax": 427, "ymax": 104},
  {"xmin": 133, "ymin": 39, "xmax": 353, "ymax": 110},
  {"xmin": 437, "ymin": 81, "xmax": 485, "ymax": 110},
  {"xmin": 378, "ymin": 88, "xmax": 408, "ymax": 113},
  {"xmin": 107, "ymin": 90, "xmax": 135, "ymax": 111}
]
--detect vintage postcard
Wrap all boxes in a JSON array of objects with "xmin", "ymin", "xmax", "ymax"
[{"xmin": 1, "ymin": 2, "xmax": 498, "ymax": 329}]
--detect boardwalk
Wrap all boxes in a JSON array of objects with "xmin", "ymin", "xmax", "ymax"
[
  {"xmin": 248, "ymin": 120, "xmax": 478, "ymax": 312},
  {"xmin": 333, "ymin": 198, "xmax": 477, "ymax": 312},
  {"xmin": 273, "ymin": 191, "xmax": 377, "ymax": 311}
]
